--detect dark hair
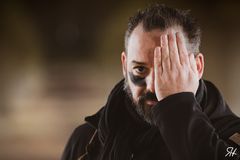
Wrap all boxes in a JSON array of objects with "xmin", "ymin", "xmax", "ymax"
[{"xmin": 125, "ymin": 3, "xmax": 201, "ymax": 54}]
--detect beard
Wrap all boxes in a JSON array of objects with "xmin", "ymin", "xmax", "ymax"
[{"xmin": 123, "ymin": 78, "xmax": 158, "ymax": 125}]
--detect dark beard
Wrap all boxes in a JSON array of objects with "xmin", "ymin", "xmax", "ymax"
[{"xmin": 123, "ymin": 78, "xmax": 158, "ymax": 125}]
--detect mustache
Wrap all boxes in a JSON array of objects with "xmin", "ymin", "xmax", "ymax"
[{"xmin": 139, "ymin": 92, "xmax": 158, "ymax": 102}]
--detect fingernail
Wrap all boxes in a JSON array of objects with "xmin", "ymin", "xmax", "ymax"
[
  {"xmin": 179, "ymin": 32, "xmax": 183, "ymax": 39},
  {"xmin": 164, "ymin": 35, "xmax": 168, "ymax": 43}
]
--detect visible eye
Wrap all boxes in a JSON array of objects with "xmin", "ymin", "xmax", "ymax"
[{"xmin": 133, "ymin": 66, "xmax": 147, "ymax": 75}]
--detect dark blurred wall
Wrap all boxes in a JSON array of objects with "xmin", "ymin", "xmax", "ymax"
[{"xmin": 0, "ymin": 0, "xmax": 240, "ymax": 159}]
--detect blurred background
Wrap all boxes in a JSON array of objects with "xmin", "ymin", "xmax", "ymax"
[{"xmin": 0, "ymin": 0, "xmax": 240, "ymax": 159}]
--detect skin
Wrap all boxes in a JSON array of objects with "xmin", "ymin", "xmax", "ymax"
[
  {"xmin": 121, "ymin": 24, "xmax": 204, "ymax": 111},
  {"xmin": 129, "ymin": 72, "xmax": 146, "ymax": 86}
]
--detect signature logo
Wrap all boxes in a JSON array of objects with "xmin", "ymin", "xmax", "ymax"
[{"xmin": 225, "ymin": 147, "xmax": 238, "ymax": 157}]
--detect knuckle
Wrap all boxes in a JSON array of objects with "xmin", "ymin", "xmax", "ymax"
[
  {"xmin": 162, "ymin": 53, "xmax": 169, "ymax": 60},
  {"xmin": 170, "ymin": 50, "xmax": 178, "ymax": 56}
]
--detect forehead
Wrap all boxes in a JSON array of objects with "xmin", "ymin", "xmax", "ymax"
[{"xmin": 127, "ymin": 24, "xmax": 183, "ymax": 65}]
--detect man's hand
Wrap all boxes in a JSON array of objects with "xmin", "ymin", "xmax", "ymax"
[{"xmin": 154, "ymin": 32, "xmax": 199, "ymax": 101}]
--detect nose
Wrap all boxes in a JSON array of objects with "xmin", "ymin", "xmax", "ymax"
[{"xmin": 146, "ymin": 70, "xmax": 155, "ymax": 93}]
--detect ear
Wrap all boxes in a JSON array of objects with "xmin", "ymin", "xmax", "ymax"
[
  {"xmin": 121, "ymin": 51, "xmax": 127, "ymax": 78},
  {"xmin": 195, "ymin": 53, "xmax": 204, "ymax": 79}
]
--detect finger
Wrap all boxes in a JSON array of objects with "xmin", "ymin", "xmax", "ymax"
[
  {"xmin": 176, "ymin": 32, "xmax": 190, "ymax": 67},
  {"xmin": 189, "ymin": 53, "xmax": 198, "ymax": 74},
  {"xmin": 168, "ymin": 32, "xmax": 181, "ymax": 69},
  {"xmin": 154, "ymin": 46, "xmax": 162, "ymax": 76},
  {"xmin": 161, "ymin": 35, "xmax": 171, "ymax": 71}
]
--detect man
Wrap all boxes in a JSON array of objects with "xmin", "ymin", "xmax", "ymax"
[{"xmin": 61, "ymin": 4, "xmax": 240, "ymax": 160}]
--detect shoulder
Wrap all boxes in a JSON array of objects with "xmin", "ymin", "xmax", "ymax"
[
  {"xmin": 71, "ymin": 123, "xmax": 96, "ymax": 141},
  {"xmin": 61, "ymin": 123, "xmax": 96, "ymax": 160}
]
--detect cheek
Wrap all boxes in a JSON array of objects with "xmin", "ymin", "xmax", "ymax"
[
  {"xmin": 127, "ymin": 77, "xmax": 145, "ymax": 101},
  {"xmin": 129, "ymin": 72, "xmax": 146, "ymax": 86}
]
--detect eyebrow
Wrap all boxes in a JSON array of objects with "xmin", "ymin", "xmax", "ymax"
[{"xmin": 131, "ymin": 60, "xmax": 147, "ymax": 65}]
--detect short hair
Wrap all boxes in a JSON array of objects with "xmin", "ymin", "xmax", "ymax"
[{"xmin": 124, "ymin": 3, "xmax": 201, "ymax": 54}]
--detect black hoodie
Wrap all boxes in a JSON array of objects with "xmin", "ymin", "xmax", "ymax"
[{"xmin": 61, "ymin": 79, "xmax": 240, "ymax": 160}]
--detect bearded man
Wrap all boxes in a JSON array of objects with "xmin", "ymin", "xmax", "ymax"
[{"xmin": 61, "ymin": 4, "xmax": 240, "ymax": 160}]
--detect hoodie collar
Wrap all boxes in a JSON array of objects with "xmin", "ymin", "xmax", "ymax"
[{"xmin": 85, "ymin": 79, "xmax": 206, "ymax": 128}]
